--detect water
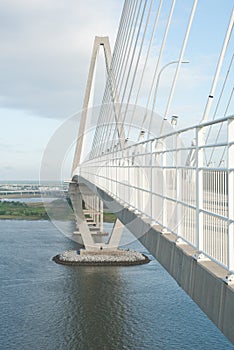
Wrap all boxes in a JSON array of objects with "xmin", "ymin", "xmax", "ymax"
[{"xmin": 0, "ymin": 220, "xmax": 233, "ymax": 350}]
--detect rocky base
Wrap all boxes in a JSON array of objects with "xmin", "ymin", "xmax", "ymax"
[{"xmin": 53, "ymin": 249, "xmax": 150, "ymax": 266}]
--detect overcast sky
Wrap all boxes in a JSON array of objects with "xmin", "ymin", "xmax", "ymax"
[
  {"xmin": 0, "ymin": 0, "xmax": 233, "ymax": 181},
  {"xmin": 0, "ymin": 0, "xmax": 123, "ymax": 180}
]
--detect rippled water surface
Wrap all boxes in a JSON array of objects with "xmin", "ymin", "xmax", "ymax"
[{"xmin": 0, "ymin": 220, "xmax": 233, "ymax": 350}]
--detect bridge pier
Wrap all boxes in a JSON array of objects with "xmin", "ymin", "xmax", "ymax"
[{"xmin": 69, "ymin": 181, "xmax": 125, "ymax": 251}]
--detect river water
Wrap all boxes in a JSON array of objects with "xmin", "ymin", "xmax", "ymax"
[{"xmin": 0, "ymin": 219, "xmax": 233, "ymax": 350}]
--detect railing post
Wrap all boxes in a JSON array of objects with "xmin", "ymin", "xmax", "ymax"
[
  {"xmin": 162, "ymin": 139, "xmax": 167, "ymax": 229},
  {"xmin": 137, "ymin": 148, "xmax": 141, "ymax": 212},
  {"xmin": 227, "ymin": 117, "xmax": 234, "ymax": 272},
  {"xmin": 116, "ymin": 153, "xmax": 118, "ymax": 197},
  {"xmin": 150, "ymin": 140, "xmax": 153, "ymax": 220},
  {"xmin": 176, "ymin": 133, "xmax": 182, "ymax": 237},
  {"xmin": 100, "ymin": 199, "xmax": 103, "ymax": 233},
  {"xmin": 196, "ymin": 126, "xmax": 204, "ymax": 251}
]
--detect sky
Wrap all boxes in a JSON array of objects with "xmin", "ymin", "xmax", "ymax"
[
  {"xmin": 0, "ymin": 0, "xmax": 123, "ymax": 181},
  {"xmin": 0, "ymin": 0, "xmax": 233, "ymax": 181}
]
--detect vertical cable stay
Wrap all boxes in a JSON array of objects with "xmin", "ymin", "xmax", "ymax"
[
  {"xmin": 147, "ymin": 0, "xmax": 176, "ymax": 110},
  {"xmin": 208, "ymin": 87, "xmax": 234, "ymax": 167},
  {"xmin": 218, "ymin": 87, "xmax": 234, "ymax": 166},
  {"xmin": 88, "ymin": 0, "xmax": 233, "ymax": 163},
  {"xmin": 224, "ymin": 86, "xmax": 234, "ymax": 116},
  {"xmin": 159, "ymin": 0, "xmax": 198, "ymax": 136},
  {"xmin": 110, "ymin": 0, "xmax": 131, "ymax": 79},
  {"xmin": 110, "ymin": 0, "xmax": 150, "ymax": 152},
  {"xmin": 98, "ymin": 0, "xmax": 136, "ymax": 152},
  {"xmin": 201, "ymin": 7, "xmax": 234, "ymax": 124},
  {"xmin": 119, "ymin": 0, "xmax": 156, "ymax": 138},
  {"xmin": 211, "ymin": 54, "xmax": 234, "ymax": 121},
  {"xmin": 203, "ymin": 7, "xmax": 233, "ymax": 166},
  {"xmin": 139, "ymin": 0, "xmax": 176, "ymax": 140},
  {"xmin": 205, "ymin": 54, "xmax": 234, "ymax": 166},
  {"xmin": 126, "ymin": 0, "xmax": 163, "ymax": 140},
  {"xmin": 98, "ymin": 10, "xmax": 133, "ymax": 153},
  {"xmin": 99, "ymin": 0, "xmax": 144, "ymax": 155},
  {"xmin": 128, "ymin": 0, "xmax": 186, "ymax": 143},
  {"xmin": 92, "ymin": 0, "xmax": 138, "ymax": 158},
  {"xmin": 111, "ymin": 0, "xmax": 139, "ymax": 101},
  {"xmin": 121, "ymin": 0, "xmax": 152, "ymax": 112},
  {"xmin": 109, "ymin": 0, "xmax": 144, "ymax": 118},
  {"xmin": 90, "ymin": 0, "xmax": 132, "ymax": 158}
]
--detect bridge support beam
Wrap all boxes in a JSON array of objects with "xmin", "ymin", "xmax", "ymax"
[
  {"xmin": 92, "ymin": 186, "xmax": 234, "ymax": 345},
  {"xmin": 69, "ymin": 182, "xmax": 96, "ymax": 249},
  {"xmin": 69, "ymin": 181, "xmax": 125, "ymax": 251},
  {"xmin": 108, "ymin": 219, "xmax": 124, "ymax": 249}
]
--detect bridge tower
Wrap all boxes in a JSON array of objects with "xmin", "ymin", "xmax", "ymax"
[{"xmin": 70, "ymin": 36, "xmax": 124, "ymax": 251}]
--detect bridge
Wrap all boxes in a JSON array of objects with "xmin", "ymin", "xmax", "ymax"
[
  {"xmin": 0, "ymin": 184, "xmax": 67, "ymax": 199},
  {"xmin": 65, "ymin": 1, "xmax": 234, "ymax": 344}
]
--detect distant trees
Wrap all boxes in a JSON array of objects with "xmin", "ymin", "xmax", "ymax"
[{"xmin": 0, "ymin": 200, "xmax": 48, "ymax": 219}]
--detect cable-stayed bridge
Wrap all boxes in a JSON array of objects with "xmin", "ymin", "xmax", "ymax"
[{"xmin": 67, "ymin": 1, "xmax": 234, "ymax": 344}]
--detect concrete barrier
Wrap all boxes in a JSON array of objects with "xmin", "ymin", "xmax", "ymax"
[{"xmin": 98, "ymin": 188, "xmax": 234, "ymax": 345}]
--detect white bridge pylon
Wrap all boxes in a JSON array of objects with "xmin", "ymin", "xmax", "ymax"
[
  {"xmin": 65, "ymin": 3, "xmax": 234, "ymax": 343},
  {"xmin": 70, "ymin": 36, "xmax": 124, "ymax": 251},
  {"xmin": 69, "ymin": 5, "xmax": 234, "ymax": 272}
]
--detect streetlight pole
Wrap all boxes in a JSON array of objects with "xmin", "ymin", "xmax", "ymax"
[
  {"xmin": 152, "ymin": 60, "xmax": 189, "ymax": 113},
  {"xmin": 164, "ymin": 0, "xmax": 198, "ymax": 123},
  {"xmin": 148, "ymin": 60, "xmax": 189, "ymax": 138}
]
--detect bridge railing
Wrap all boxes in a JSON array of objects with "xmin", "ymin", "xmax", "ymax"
[{"xmin": 78, "ymin": 115, "xmax": 234, "ymax": 272}]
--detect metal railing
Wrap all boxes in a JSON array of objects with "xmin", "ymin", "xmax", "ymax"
[{"xmin": 78, "ymin": 115, "xmax": 234, "ymax": 272}]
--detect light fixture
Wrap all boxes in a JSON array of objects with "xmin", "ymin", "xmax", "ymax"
[
  {"xmin": 171, "ymin": 115, "xmax": 178, "ymax": 126},
  {"xmin": 139, "ymin": 130, "xmax": 145, "ymax": 140}
]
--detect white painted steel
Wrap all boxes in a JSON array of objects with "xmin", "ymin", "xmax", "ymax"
[
  {"xmin": 163, "ymin": 0, "xmax": 197, "ymax": 121},
  {"xmin": 75, "ymin": 115, "xmax": 234, "ymax": 272},
  {"xmin": 201, "ymin": 8, "xmax": 234, "ymax": 123}
]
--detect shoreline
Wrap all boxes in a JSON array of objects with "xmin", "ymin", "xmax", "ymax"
[
  {"xmin": 0, "ymin": 216, "xmax": 48, "ymax": 220},
  {"xmin": 0, "ymin": 215, "xmax": 115, "ymax": 222},
  {"xmin": 0, "ymin": 200, "xmax": 115, "ymax": 222}
]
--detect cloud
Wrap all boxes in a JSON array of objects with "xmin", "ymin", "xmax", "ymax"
[
  {"xmin": 3, "ymin": 166, "xmax": 14, "ymax": 171},
  {"xmin": 0, "ymin": 0, "xmax": 123, "ymax": 119}
]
